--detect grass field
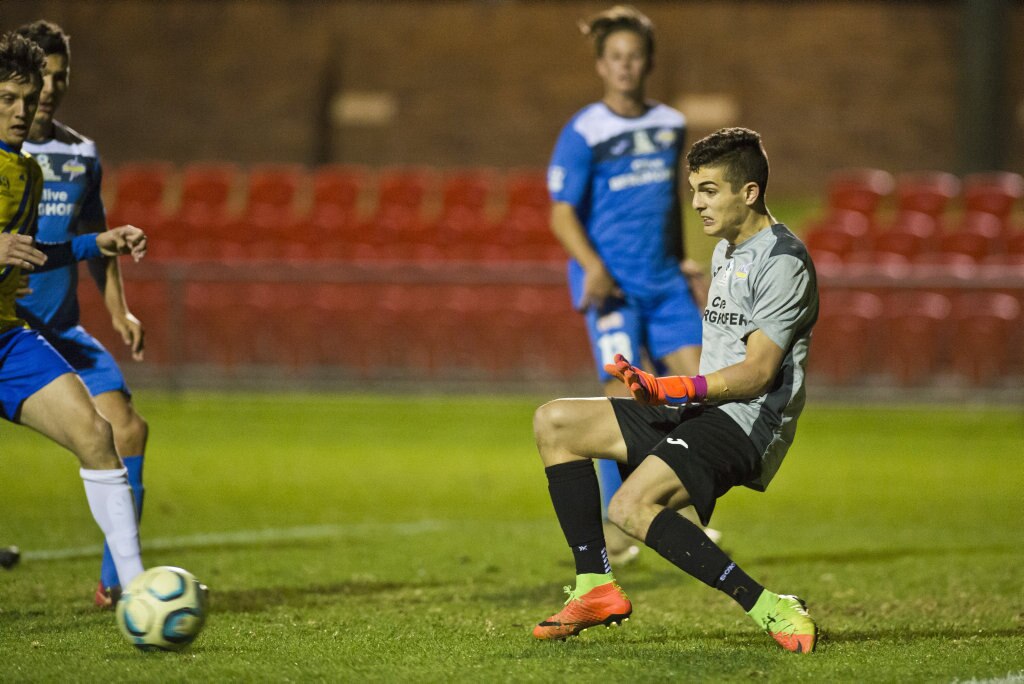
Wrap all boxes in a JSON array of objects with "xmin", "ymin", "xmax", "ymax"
[{"xmin": 1, "ymin": 392, "xmax": 1022, "ymax": 682}]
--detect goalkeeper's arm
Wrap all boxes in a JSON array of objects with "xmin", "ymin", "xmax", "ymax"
[{"xmin": 605, "ymin": 330, "xmax": 786, "ymax": 405}]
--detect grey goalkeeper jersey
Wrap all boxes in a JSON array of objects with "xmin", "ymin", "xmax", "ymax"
[{"xmin": 701, "ymin": 223, "xmax": 818, "ymax": 491}]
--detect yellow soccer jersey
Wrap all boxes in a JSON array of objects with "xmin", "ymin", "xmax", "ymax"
[{"xmin": 0, "ymin": 144, "xmax": 43, "ymax": 332}]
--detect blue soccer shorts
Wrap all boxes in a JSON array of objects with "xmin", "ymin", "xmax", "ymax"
[
  {"xmin": 0, "ymin": 327, "xmax": 76, "ymax": 421},
  {"xmin": 37, "ymin": 325, "xmax": 130, "ymax": 398},
  {"xmin": 585, "ymin": 285, "xmax": 703, "ymax": 383}
]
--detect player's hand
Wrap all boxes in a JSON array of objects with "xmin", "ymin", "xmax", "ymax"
[
  {"xmin": 112, "ymin": 311, "xmax": 145, "ymax": 361},
  {"xmin": 578, "ymin": 263, "xmax": 622, "ymax": 311},
  {"xmin": 604, "ymin": 353, "xmax": 665, "ymax": 404},
  {"xmin": 0, "ymin": 233, "xmax": 46, "ymax": 270},
  {"xmin": 97, "ymin": 225, "xmax": 147, "ymax": 261},
  {"xmin": 14, "ymin": 274, "xmax": 31, "ymax": 298}
]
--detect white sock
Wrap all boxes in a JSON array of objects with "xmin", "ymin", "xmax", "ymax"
[{"xmin": 80, "ymin": 467, "xmax": 144, "ymax": 587}]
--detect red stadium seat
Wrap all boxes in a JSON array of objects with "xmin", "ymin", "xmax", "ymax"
[
  {"xmin": 432, "ymin": 207, "xmax": 494, "ymax": 260},
  {"xmin": 374, "ymin": 167, "xmax": 435, "ymax": 213},
  {"xmin": 109, "ymin": 161, "xmax": 174, "ymax": 223},
  {"xmin": 951, "ymin": 292, "xmax": 1022, "ymax": 385},
  {"xmin": 1006, "ymin": 231, "xmax": 1024, "ymax": 256},
  {"xmin": 243, "ymin": 163, "xmax": 307, "ymax": 223},
  {"xmin": 504, "ymin": 169, "xmax": 550, "ymax": 213},
  {"xmin": 176, "ymin": 162, "xmax": 240, "ymax": 223},
  {"xmin": 961, "ymin": 171, "xmax": 1024, "ymax": 223},
  {"xmin": 871, "ymin": 223, "xmax": 930, "ymax": 260},
  {"xmin": 427, "ymin": 169, "xmax": 499, "ymax": 260},
  {"xmin": 808, "ymin": 290, "xmax": 885, "ymax": 385},
  {"xmin": 893, "ymin": 171, "xmax": 960, "ymax": 221},
  {"xmin": 804, "ymin": 226, "xmax": 857, "ymax": 261},
  {"xmin": 825, "ymin": 168, "xmax": 894, "ymax": 218},
  {"xmin": 937, "ymin": 230, "xmax": 991, "ymax": 263},
  {"xmin": 310, "ymin": 165, "xmax": 367, "ymax": 220},
  {"xmin": 884, "ymin": 291, "xmax": 952, "ymax": 385},
  {"xmin": 955, "ymin": 210, "xmax": 1004, "ymax": 242},
  {"xmin": 440, "ymin": 168, "xmax": 497, "ymax": 213},
  {"xmin": 492, "ymin": 207, "xmax": 562, "ymax": 262},
  {"xmin": 982, "ymin": 253, "xmax": 1024, "ymax": 268},
  {"xmin": 810, "ymin": 209, "xmax": 874, "ymax": 240}
]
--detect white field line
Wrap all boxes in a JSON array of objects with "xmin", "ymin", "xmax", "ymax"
[{"xmin": 22, "ymin": 520, "xmax": 449, "ymax": 562}]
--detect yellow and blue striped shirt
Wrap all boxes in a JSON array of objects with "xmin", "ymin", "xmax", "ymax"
[{"xmin": 0, "ymin": 140, "xmax": 43, "ymax": 332}]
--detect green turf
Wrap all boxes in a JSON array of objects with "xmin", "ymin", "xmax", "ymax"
[{"xmin": 1, "ymin": 393, "xmax": 1022, "ymax": 682}]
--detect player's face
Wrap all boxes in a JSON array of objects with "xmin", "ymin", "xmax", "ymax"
[
  {"xmin": 688, "ymin": 165, "xmax": 755, "ymax": 242},
  {"xmin": 0, "ymin": 78, "xmax": 41, "ymax": 148},
  {"xmin": 596, "ymin": 30, "xmax": 650, "ymax": 98},
  {"xmin": 30, "ymin": 53, "xmax": 69, "ymax": 137}
]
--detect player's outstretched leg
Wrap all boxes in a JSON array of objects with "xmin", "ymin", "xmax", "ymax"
[
  {"xmin": 93, "ymin": 391, "xmax": 148, "ymax": 608},
  {"xmin": 19, "ymin": 374, "xmax": 145, "ymax": 599},
  {"xmin": 638, "ymin": 507, "xmax": 817, "ymax": 653}
]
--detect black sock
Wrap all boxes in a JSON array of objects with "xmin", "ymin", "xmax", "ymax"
[
  {"xmin": 545, "ymin": 461, "xmax": 610, "ymax": 575},
  {"xmin": 645, "ymin": 508, "xmax": 763, "ymax": 612}
]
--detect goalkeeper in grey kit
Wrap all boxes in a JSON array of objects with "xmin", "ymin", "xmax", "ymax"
[{"xmin": 530, "ymin": 127, "xmax": 820, "ymax": 653}]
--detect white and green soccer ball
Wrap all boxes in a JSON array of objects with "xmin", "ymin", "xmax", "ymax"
[{"xmin": 116, "ymin": 566, "xmax": 208, "ymax": 651}]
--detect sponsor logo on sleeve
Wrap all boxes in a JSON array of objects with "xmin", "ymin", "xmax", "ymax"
[{"xmin": 547, "ymin": 166, "xmax": 565, "ymax": 193}]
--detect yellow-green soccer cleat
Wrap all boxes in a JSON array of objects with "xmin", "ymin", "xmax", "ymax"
[
  {"xmin": 748, "ymin": 591, "xmax": 818, "ymax": 654},
  {"xmin": 532, "ymin": 581, "xmax": 632, "ymax": 641}
]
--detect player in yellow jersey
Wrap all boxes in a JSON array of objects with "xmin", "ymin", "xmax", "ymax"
[{"xmin": 0, "ymin": 31, "xmax": 149, "ymax": 596}]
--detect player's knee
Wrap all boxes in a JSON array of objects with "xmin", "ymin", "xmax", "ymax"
[
  {"xmin": 116, "ymin": 410, "xmax": 148, "ymax": 454},
  {"xmin": 73, "ymin": 413, "xmax": 120, "ymax": 470},
  {"xmin": 533, "ymin": 399, "xmax": 574, "ymax": 449},
  {"xmin": 606, "ymin": 490, "xmax": 639, "ymax": 536}
]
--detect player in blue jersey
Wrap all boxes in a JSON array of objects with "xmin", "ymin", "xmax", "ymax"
[
  {"xmin": 16, "ymin": 20, "xmax": 150, "ymax": 608},
  {"xmin": 0, "ymin": 31, "xmax": 149, "ymax": 594},
  {"xmin": 531, "ymin": 127, "xmax": 818, "ymax": 653},
  {"xmin": 547, "ymin": 5, "xmax": 712, "ymax": 562}
]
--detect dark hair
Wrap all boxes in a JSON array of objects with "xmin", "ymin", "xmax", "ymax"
[
  {"xmin": 687, "ymin": 127, "xmax": 770, "ymax": 197},
  {"xmin": 579, "ymin": 5, "xmax": 655, "ymax": 59},
  {"xmin": 16, "ymin": 20, "xmax": 70, "ymax": 59},
  {"xmin": 0, "ymin": 31, "xmax": 45, "ymax": 86}
]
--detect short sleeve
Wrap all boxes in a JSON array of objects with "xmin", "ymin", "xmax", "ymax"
[
  {"xmin": 547, "ymin": 123, "xmax": 592, "ymax": 209},
  {"xmin": 749, "ymin": 255, "xmax": 816, "ymax": 351},
  {"xmin": 78, "ymin": 155, "xmax": 107, "ymax": 232}
]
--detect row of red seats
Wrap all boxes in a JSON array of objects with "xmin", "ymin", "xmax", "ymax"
[
  {"xmin": 136, "ymin": 205, "xmax": 563, "ymax": 263},
  {"xmin": 106, "ymin": 162, "xmax": 549, "ymax": 230},
  {"xmin": 805, "ymin": 170, "xmax": 1024, "ymax": 265},
  {"xmin": 106, "ymin": 163, "xmax": 560, "ymax": 263},
  {"xmin": 813, "ymin": 168, "xmax": 1023, "ymax": 234},
  {"xmin": 812, "ymin": 288, "xmax": 1022, "ymax": 387},
  {"xmin": 807, "ymin": 228, "xmax": 1024, "ymax": 266}
]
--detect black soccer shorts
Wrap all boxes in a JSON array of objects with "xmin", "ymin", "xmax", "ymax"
[{"xmin": 609, "ymin": 398, "xmax": 761, "ymax": 526}]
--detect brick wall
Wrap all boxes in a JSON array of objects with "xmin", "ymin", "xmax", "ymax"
[{"xmin": 5, "ymin": 1, "xmax": 1023, "ymax": 196}]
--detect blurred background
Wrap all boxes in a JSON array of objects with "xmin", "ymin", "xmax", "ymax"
[{"xmin": 5, "ymin": 0, "xmax": 1024, "ymax": 399}]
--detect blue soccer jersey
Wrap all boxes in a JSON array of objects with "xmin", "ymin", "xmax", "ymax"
[
  {"xmin": 20, "ymin": 122, "xmax": 106, "ymax": 329},
  {"xmin": 548, "ymin": 102, "xmax": 687, "ymax": 302}
]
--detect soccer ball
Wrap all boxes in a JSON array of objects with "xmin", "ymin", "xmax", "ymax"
[{"xmin": 115, "ymin": 566, "xmax": 208, "ymax": 651}]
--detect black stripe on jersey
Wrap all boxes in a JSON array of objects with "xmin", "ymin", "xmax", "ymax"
[{"xmin": 3, "ymin": 164, "xmax": 36, "ymax": 235}]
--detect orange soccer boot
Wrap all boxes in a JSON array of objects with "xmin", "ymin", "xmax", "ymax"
[{"xmin": 532, "ymin": 580, "xmax": 632, "ymax": 640}]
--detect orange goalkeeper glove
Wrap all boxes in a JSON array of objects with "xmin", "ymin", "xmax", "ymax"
[{"xmin": 604, "ymin": 353, "xmax": 708, "ymax": 406}]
